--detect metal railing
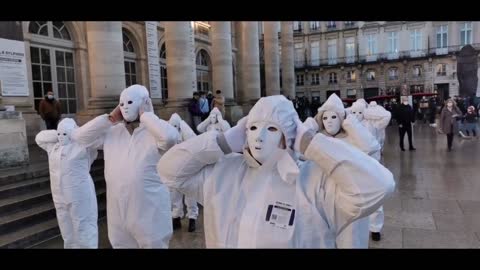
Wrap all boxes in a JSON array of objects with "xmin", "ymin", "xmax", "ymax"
[{"xmin": 293, "ymin": 43, "xmax": 480, "ymax": 69}]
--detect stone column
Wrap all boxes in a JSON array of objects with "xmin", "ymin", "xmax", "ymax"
[
  {"xmin": 211, "ymin": 21, "xmax": 234, "ymax": 99},
  {"xmin": 264, "ymin": 21, "xmax": 280, "ymax": 96},
  {"xmin": 86, "ymin": 22, "xmax": 125, "ymax": 98},
  {"xmin": 164, "ymin": 21, "xmax": 197, "ymax": 101},
  {"xmin": 281, "ymin": 21, "xmax": 295, "ymax": 99},
  {"xmin": 237, "ymin": 22, "xmax": 261, "ymax": 103}
]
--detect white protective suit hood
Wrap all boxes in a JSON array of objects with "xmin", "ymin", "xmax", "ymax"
[
  {"xmin": 247, "ymin": 95, "xmax": 297, "ymax": 150},
  {"xmin": 169, "ymin": 113, "xmax": 196, "ymax": 142},
  {"xmin": 315, "ymin": 94, "xmax": 346, "ymax": 136},
  {"xmin": 119, "ymin": 84, "xmax": 150, "ymax": 122},
  {"xmin": 209, "ymin": 107, "xmax": 223, "ymax": 124},
  {"xmin": 57, "ymin": 118, "xmax": 78, "ymax": 146},
  {"xmin": 169, "ymin": 113, "xmax": 182, "ymax": 133},
  {"xmin": 350, "ymin": 100, "xmax": 369, "ymax": 122},
  {"xmin": 364, "ymin": 101, "xmax": 391, "ymax": 121},
  {"xmin": 246, "ymin": 95, "xmax": 298, "ymax": 169}
]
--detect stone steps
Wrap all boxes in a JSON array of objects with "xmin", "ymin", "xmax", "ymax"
[
  {"xmin": 0, "ymin": 201, "xmax": 107, "ymax": 249},
  {"xmin": 0, "ymin": 157, "xmax": 107, "ymax": 249}
]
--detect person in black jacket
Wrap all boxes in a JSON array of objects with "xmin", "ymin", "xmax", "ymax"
[{"xmin": 396, "ymin": 97, "xmax": 416, "ymax": 151}]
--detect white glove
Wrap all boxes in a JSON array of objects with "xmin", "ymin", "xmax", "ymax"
[
  {"xmin": 223, "ymin": 116, "xmax": 248, "ymax": 153},
  {"xmin": 342, "ymin": 113, "xmax": 358, "ymax": 130},
  {"xmin": 139, "ymin": 97, "xmax": 153, "ymax": 116},
  {"xmin": 294, "ymin": 117, "xmax": 315, "ymax": 154},
  {"xmin": 304, "ymin": 117, "xmax": 319, "ymax": 133}
]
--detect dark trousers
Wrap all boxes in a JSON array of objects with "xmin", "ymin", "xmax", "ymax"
[
  {"xmin": 399, "ymin": 123, "xmax": 413, "ymax": 149},
  {"xmin": 45, "ymin": 118, "xmax": 59, "ymax": 130},
  {"xmin": 447, "ymin": 133, "xmax": 454, "ymax": 149}
]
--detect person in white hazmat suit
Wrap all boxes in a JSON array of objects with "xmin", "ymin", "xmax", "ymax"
[
  {"xmin": 350, "ymin": 100, "xmax": 392, "ymax": 242},
  {"xmin": 35, "ymin": 118, "xmax": 99, "ymax": 248},
  {"xmin": 196, "ymin": 107, "xmax": 231, "ymax": 133},
  {"xmin": 71, "ymin": 84, "xmax": 179, "ymax": 248},
  {"xmin": 168, "ymin": 113, "xmax": 200, "ymax": 232},
  {"xmin": 157, "ymin": 95, "xmax": 395, "ymax": 248},
  {"xmin": 304, "ymin": 94, "xmax": 384, "ymax": 248},
  {"xmin": 365, "ymin": 101, "xmax": 391, "ymax": 152}
]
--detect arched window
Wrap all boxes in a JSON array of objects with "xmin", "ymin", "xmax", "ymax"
[
  {"xmin": 123, "ymin": 29, "xmax": 137, "ymax": 87},
  {"xmin": 29, "ymin": 21, "xmax": 77, "ymax": 115},
  {"xmin": 196, "ymin": 49, "xmax": 212, "ymax": 92},
  {"xmin": 159, "ymin": 43, "xmax": 168, "ymax": 99}
]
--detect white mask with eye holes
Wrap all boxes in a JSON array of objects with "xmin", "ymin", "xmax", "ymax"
[
  {"xmin": 322, "ymin": 110, "xmax": 342, "ymax": 136},
  {"xmin": 351, "ymin": 107, "xmax": 365, "ymax": 121},
  {"xmin": 119, "ymin": 87, "xmax": 147, "ymax": 122},
  {"xmin": 57, "ymin": 126, "xmax": 72, "ymax": 146},
  {"xmin": 247, "ymin": 121, "xmax": 283, "ymax": 165},
  {"xmin": 209, "ymin": 114, "xmax": 218, "ymax": 125}
]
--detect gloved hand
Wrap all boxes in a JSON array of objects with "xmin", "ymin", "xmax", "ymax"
[
  {"xmin": 304, "ymin": 117, "xmax": 319, "ymax": 133},
  {"xmin": 139, "ymin": 97, "xmax": 153, "ymax": 116},
  {"xmin": 294, "ymin": 117, "xmax": 315, "ymax": 154},
  {"xmin": 223, "ymin": 116, "xmax": 248, "ymax": 153},
  {"xmin": 342, "ymin": 113, "xmax": 358, "ymax": 130},
  {"xmin": 109, "ymin": 105, "xmax": 123, "ymax": 123}
]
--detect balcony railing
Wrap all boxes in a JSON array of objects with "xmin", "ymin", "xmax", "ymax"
[
  {"xmin": 326, "ymin": 24, "xmax": 337, "ymax": 30},
  {"xmin": 292, "ymin": 43, "xmax": 480, "ymax": 69},
  {"xmin": 344, "ymin": 22, "xmax": 356, "ymax": 28}
]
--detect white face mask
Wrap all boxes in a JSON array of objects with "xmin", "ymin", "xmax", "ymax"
[
  {"xmin": 247, "ymin": 121, "xmax": 283, "ymax": 165},
  {"xmin": 403, "ymin": 101, "xmax": 409, "ymax": 105},
  {"xmin": 351, "ymin": 108, "xmax": 364, "ymax": 121},
  {"xmin": 47, "ymin": 95, "xmax": 54, "ymax": 99},
  {"xmin": 322, "ymin": 111, "xmax": 342, "ymax": 136},
  {"xmin": 119, "ymin": 92, "xmax": 143, "ymax": 122},
  {"xmin": 57, "ymin": 128, "xmax": 72, "ymax": 146},
  {"xmin": 210, "ymin": 114, "xmax": 218, "ymax": 125}
]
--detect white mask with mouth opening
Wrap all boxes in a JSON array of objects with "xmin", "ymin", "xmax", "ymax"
[
  {"xmin": 322, "ymin": 111, "xmax": 342, "ymax": 136},
  {"xmin": 57, "ymin": 118, "xmax": 78, "ymax": 146},
  {"xmin": 247, "ymin": 121, "xmax": 283, "ymax": 165},
  {"xmin": 119, "ymin": 85, "xmax": 149, "ymax": 122}
]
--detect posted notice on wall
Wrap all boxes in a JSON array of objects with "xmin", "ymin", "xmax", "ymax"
[
  {"xmin": 145, "ymin": 21, "xmax": 162, "ymax": 99},
  {"xmin": 0, "ymin": 38, "xmax": 29, "ymax": 97}
]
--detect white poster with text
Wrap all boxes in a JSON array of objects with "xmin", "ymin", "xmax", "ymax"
[
  {"xmin": 145, "ymin": 22, "xmax": 162, "ymax": 99},
  {"xmin": 0, "ymin": 38, "xmax": 29, "ymax": 96}
]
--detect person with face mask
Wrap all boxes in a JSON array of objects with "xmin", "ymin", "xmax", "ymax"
[
  {"xmin": 157, "ymin": 95, "xmax": 394, "ymax": 248},
  {"xmin": 309, "ymin": 94, "xmax": 383, "ymax": 248},
  {"xmin": 196, "ymin": 107, "xmax": 231, "ymax": 133},
  {"xmin": 71, "ymin": 84, "xmax": 179, "ymax": 248},
  {"xmin": 35, "ymin": 118, "xmax": 99, "ymax": 248},
  {"xmin": 168, "ymin": 113, "xmax": 199, "ymax": 232},
  {"xmin": 396, "ymin": 98, "xmax": 416, "ymax": 151},
  {"xmin": 439, "ymin": 99, "xmax": 463, "ymax": 151},
  {"xmin": 38, "ymin": 91, "xmax": 62, "ymax": 130}
]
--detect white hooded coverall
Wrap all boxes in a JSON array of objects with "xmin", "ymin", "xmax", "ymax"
[
  {"xmin": 168, "ymin": 113, "xmax": 199, "ymax": 220},
  {"xmin": 314, "ymin": 94, "xmax": 383, "ymax": 248},
  {"xmin": 158, "ymin": 95, "xmax": 395, "ymax": 248},
  {"xmin": 363, "ymin": 101, "xmax": 391, "ymax": 234},
  {"xmin": 71, "ymin": 85, "xmax": 179, "ymax": 248},
  {"xmin": 35, "ymin": 118, "xmax": 99, "ymax": 248}
]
